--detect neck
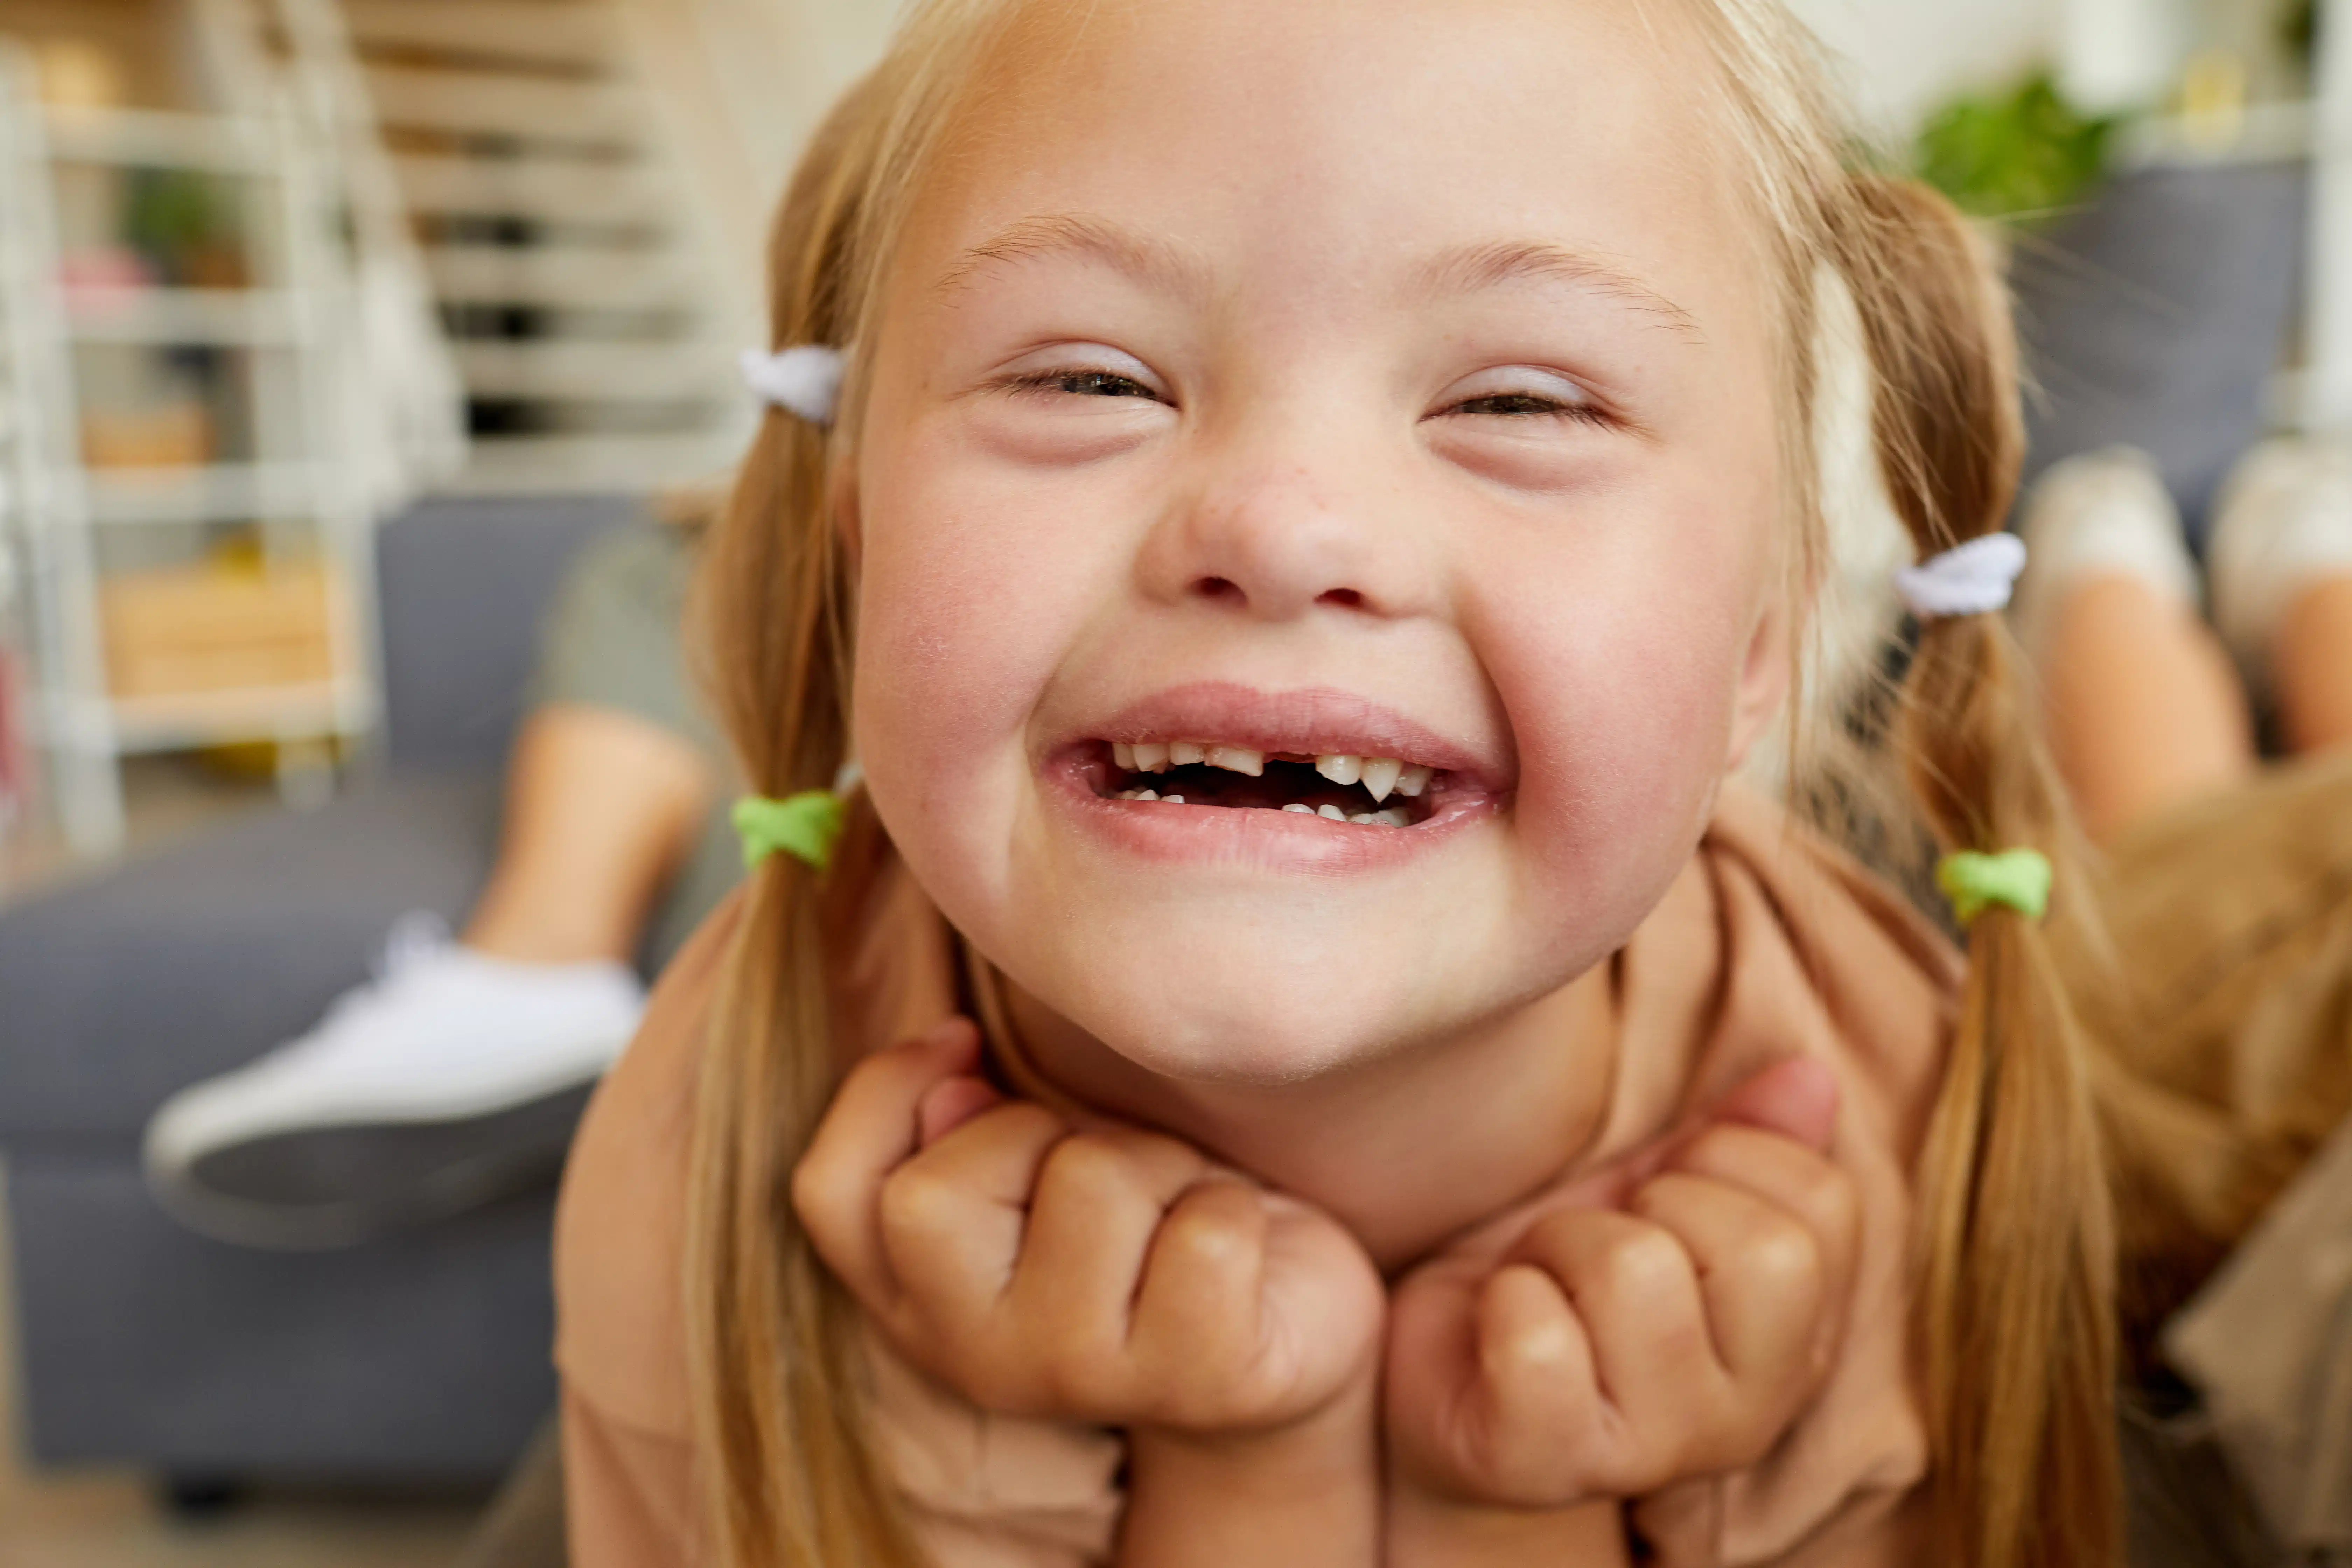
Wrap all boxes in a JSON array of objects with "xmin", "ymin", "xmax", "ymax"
[{"xmin": 1001, "ymin": 967, "xmax": 1619, "ymax": 1273}]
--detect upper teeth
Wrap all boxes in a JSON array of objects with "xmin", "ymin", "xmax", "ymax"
[
  {"xmin": 1115, "ymin": 740, "xmax": 1432, "ymax": 795},
  {"xmin": 1314, "ymin": 754, "xmax": 1425, "ymax": 802}
]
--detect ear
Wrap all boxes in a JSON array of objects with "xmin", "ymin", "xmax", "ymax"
[{"xmin": 1723, "ymin": 592, "xmax": 1793, "ymax": 772}]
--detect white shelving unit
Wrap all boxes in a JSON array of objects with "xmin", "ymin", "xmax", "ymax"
[
  {"xmin": 2305, "ymin": 0, "xmax": 2352, "ymax": 433},
  {"xmin": 0, "ymin": 49, "xmax": 378, "ymax": 852}
]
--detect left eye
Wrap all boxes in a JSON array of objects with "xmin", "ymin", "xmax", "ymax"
[
  {"xmin": 1451, "ymin": 392, "xmax": 1580, "ymax": 417},
  {"xmin": 1436, "ymin": 368, "xmax": 1612, "ymax": 426},
  {"xmin": 1021, "ymin": 369, "xmax": 1159, "ymax": 399}
]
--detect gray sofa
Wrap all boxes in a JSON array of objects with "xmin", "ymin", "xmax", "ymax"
[{"xmin": 0, "ymin": 493, "xmax": 642, "ymax": 1487}]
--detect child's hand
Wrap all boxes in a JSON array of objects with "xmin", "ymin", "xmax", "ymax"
[
  {"xmin": 1383, "ymin": 1059, "xmax": 1858, "ymax": 1513},
  {"xmin": 791, "ymin": 1018, "xmax": 1387, "ymax": 1442}
]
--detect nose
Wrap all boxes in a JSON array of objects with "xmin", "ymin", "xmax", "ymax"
[{"xmin": 1137, "ymin": 435, "xmax": 1425, "ymax": 623}]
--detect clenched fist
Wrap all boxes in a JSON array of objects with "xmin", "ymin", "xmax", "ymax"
[
  {"xmin": 1384, "ymin": 1058, "xmax": 1860, "ymax": 1523},
  {"xmin": 791, "ymin": 1017, "xmax": 1386, "ymax": 1440}
]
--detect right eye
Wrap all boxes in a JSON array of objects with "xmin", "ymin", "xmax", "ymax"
[
  {"xmin": 1011, "ymin": 368, "xmax": 1162, "ymax": 400},
  {"xmin": 989, "ymin": 342, "xmax": 1171, "ymax": 408}
]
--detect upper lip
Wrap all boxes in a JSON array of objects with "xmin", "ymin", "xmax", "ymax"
[{"xmin": 1066, "ymin": 681, "xmax": 1512, "ymax": 790}]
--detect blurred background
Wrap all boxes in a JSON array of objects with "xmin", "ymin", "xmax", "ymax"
[{"xmin": 0, "ymin": 0, "xmax": 2339, "ymax": 1564}]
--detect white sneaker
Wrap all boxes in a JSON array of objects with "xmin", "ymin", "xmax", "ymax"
[
  {"xmin": 2010, "ymin": 447, "xmax": 2200, "ymax": 665},
  {"xmin": 143, "ymin": 913, "xmax": 645, "ymax": 1248},
  {"xmin": 2207, "ymin": 436, "xmax": 2352, "ymax": 693}
]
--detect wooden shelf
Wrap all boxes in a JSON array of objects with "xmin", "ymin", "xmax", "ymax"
[
  {"xmin": 66, "ymin": 288, "xmax": 301, "ymax": 347},
  {"xmin": 85, "ymin": 463, "xmax": 321, "ymax": 526},
  {"xmin": 42, "ymin": 107, "xmax": 279, "ymax": 175},
  {"xmin": 83, "ymin": 681, "xmax": 373, "ymax": 755}
]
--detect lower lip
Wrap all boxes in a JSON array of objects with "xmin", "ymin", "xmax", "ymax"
[{"xmin": 1043, "ymin": 763, "xmax": 1498, "ymax": 873}]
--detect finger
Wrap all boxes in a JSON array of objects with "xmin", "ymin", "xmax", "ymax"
[
  {"xmin": 1510, "ymin": 1209, "xmax": 1716, "ymax": 1464},
  {"xmin": 878, "ymin": 1098, "xmax": 1070, "ymax": 1325},
  {"xmin": 1126, "ymin": 1178, "xmax": 1270, "ymax": 1418},
  {"xmin": 1706, "ymin": 1057, "xmax": 1838, "ymax": 1153},
  {"xmin": 1466, "ymin": 1261, "xmax": 1604, "ymax": 1500},
  {"xmin": 1581, "ymin": 1058, "xmax": 1841, "ymax": 1205},
  {"xmin": 919, "ymin": 1074, "xmax": 1005, "ymax": 1147},
  {"xmin": 1628, "ymin": 1171, "xmax": 1822, "ymax": 1391},
  {"xmin": 1009, "ymin": 1128, "xmax": 1215, "ymax": 1365},
  {"xmin": 1664, "ymin": 1124, "xmax": 1861, "ymax": 1365},
  {"xmin": 791, "ymin": 1017, "xmax": 982, "ymax": 1301},
  {"xmin": 1383, "ymin": 1258, "xmax": 1491, "ymax": 1491}
]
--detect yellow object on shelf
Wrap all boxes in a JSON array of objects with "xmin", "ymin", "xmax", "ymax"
[{"xmin": 99, "ymin": 561, "xmax": 339, "ymax": 701}]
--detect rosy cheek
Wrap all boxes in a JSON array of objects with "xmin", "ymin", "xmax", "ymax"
[
  {"xmin": 1482, "ymin": 558, "xmax": 1749, "ymax": 928},
  {"xmin": 852, "ymin": 450, "xmax": 1093, "ymax": 853}
]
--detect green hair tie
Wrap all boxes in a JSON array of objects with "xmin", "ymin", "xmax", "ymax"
[
  {"xmin": 733, "ymin": 790, "xmax": 846, "ymax": 872},
  {"xmin": 1935, "ymin": 848, "xmax": 2053, "ymax": 924}
]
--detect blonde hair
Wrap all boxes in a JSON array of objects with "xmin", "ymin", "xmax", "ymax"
[{"xmin": 685, "ymin": 4, "xmax": 2120, "ymax": 1565}]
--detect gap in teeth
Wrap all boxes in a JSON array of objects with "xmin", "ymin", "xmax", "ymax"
[
  {"xmin": 1110, "ymin": 749, "xmax": 1422, "ymax": 825},
  {"xmin": 1110, "ymin": 742, "xmax": 1430, "ymax": 800}
]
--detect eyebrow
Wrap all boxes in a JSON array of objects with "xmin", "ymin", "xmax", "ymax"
[
  {"xmin": 933, "ymin": 213, "xmax": 1210, "ymax": 300},
  {"xmin": 1417, "ymin": 239, "xmax": 1702, "ymax": 340},
  {"xmin": 932, "ymin": 214, "xmax": 1701, "ymax": 341}
]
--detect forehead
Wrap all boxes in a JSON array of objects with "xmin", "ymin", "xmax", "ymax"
[{"xmin": 890, "ymin": 0, "xmax": 1757, "ymax": 330}]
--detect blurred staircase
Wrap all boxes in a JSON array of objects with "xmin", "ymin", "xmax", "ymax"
[{"xmin": 251, "ymin": 0, "xmax": 756, "ymax": 491}]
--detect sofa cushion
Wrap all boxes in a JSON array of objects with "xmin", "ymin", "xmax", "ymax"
[
  {"xmin": 0, "ymin": 774, "xmax": 498, "ymax": 1141},
  {"xmin": 2012, "ymin": 161, "xmax": 2308, "ymax": 545},
  {"xmin": 9, "ymin": 1150, "xmax": 552, "ymax": 1477},
  {"xmin": 378, "ymin": 495, "xmax": 642, "ymax": 772}
]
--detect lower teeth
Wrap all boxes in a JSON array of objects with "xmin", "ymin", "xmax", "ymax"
[{"xmin": 1119, "ymin": 791, "xmax": 1408, "ymax": 825}]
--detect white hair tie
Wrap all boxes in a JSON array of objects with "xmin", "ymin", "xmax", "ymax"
[
  {"xmin": 1895, "ymin": 533, "xmax": 2027, "ymax": 619},
  {"xmin": 739, "ymin": 344, "xmax": 845, "ymax": 427}
]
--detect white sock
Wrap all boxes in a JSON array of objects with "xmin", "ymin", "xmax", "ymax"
[
  {"xmin": 2010, "ymin": 447, "xmax": 2199, "ymax": 664},
  {"xmin": 2207, "ymin": 437, "xmax": 2352, "ymax": 691}
]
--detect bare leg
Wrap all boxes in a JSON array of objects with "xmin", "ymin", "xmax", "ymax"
[
  {"xmin": 2038, "ymin": 577, "xmax": 2258, "ymax": 845},
  {"xmin": 462, "ymin": 704, "xmax": 715, "ymax": 964},
  {"xmin": 2273, "ymin": 575, "xmax": 2352, "ymax": 756}
]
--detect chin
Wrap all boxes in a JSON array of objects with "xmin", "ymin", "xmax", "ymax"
[{"xmin": 1037, "ymin": 928, "xmax": 1465, "ymax": 1088}]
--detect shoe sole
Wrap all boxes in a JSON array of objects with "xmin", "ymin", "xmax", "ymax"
[{"xmin": 147, "ymin": 1079, "xmax": 600, "ymax": 1250}]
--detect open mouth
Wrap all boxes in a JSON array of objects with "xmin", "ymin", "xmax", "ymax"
[{"xmin": 1092, "ymin": 740, "xmax": 1440, "ymax": 827}]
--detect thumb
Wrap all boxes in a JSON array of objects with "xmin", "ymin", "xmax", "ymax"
[
  {"xmin": 1705, "ymin": 1056, "xmax": 1839, "ymax": 1153},
  {"xmin": 917, "ymin": 1072, "xmax": 1006, "ymax": 1146}
]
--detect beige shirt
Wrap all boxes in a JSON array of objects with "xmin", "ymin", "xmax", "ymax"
[{"xmin": 554, "ymin": 784, "xmax": 1958, "ymax": 1567}]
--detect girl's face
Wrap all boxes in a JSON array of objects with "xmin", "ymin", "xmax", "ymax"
[{"xmin": 852, "ymin": 0, "xmax": 1790, "ymax": 1085}]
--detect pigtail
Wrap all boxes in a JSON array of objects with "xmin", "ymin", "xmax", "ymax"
[
  {"xmin": 1834, "ymin": 175, "xmax": 2121, "ymax": 1568},
  {"xmin": 684, "ymin": 73, "xmax": 931, "ymax": 1568}
]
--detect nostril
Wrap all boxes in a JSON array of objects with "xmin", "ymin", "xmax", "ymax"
[
  {"xmin": 1192, "ymin": 575, "xmax": 1244, "ymax": 604},
  {"xmin": 1319, "ymin": 588, "xmax": 1364, "ymax": 610}
]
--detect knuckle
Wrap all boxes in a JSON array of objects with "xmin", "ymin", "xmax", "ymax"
[
  {"xmin": 1730, "ymin": 1214, "xmax": 1823, "ymax": 1299},
  {"xmin": 876, "ymin": 1161, "xmax": 961, "ymax": 1240},
  {"xmin": 1164, "ymin": 1181, "xmax": 1264, "ymax": 1259},
  {"xmin": 1040, "ymin": 1131, "xmax": 1136, "ymax": 1199},
  {"xmin": 1590, "ymin": 1225, "xmax": 1687, "ymax": 1305},
  {"xmin": 1482, "ymin": 1309, "xmax": 1577, "ymax": 1386}
]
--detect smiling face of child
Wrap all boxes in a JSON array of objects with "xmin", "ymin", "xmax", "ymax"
[{"xmin": 848, "ymin": 0, "xmax": 1792, "ymax": 1085}]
